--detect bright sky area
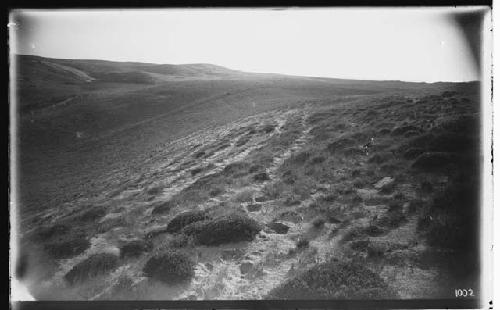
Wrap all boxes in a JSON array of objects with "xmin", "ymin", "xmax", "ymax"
[{"xmin": 10, "ymin": 8, "xmax": 485, "ymax": 82}]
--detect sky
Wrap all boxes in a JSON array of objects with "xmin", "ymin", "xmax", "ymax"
[{"xmin": 9, "ymin": 8, "xmax": 487, "ymax": 82}]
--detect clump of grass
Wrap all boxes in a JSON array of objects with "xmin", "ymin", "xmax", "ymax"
[
  {"xmin": 309, "ymin": 156, "xmax": 326, "ymax": 165},
  {"xmin": 391, "ymin": 125, "xmax": 422, "ymax": 136},
  {"xmin": 166, "ymin": 210, "xmax": 210, "ymax": 234},
  {"xmin": 236, "ymin": 136, "xmax": 250, "ymax": 147},
  {"xmin": 147, "ymin": 187, "xmax": 163, "ymax": 196},
  {"xmin": 326, "ymin": 138, "xmax": 356, "ymax": 154},
  {"xmin": 296, "ymin": 237, "xmax": 310, "ymax": 250},
  {"xmin": 35, "ymin": 224, "xmax": 71, "ymax": 241},
  {"xmin": 379, "ymin": 182, "xmax": 396, "ymax": 194},
  {"xmin": 182, "ymin": 212, "xmax": 261, "ymax": 246},
  {"xmin": 340, "ymin": 227, "xmax": 365, "ymax": 243},
  {"xmin": 262, "ymin": 181, "xmax": 286, "ymax": 199},
  {"xmin": 65, "ymin": 253, "xmax": 120, "ymax": 285},
  {"xmin": 266, "ymin": 259, "xmax": 395, "ymax": 299},
  {"xmin": 168, "ymin": 234, "xmax": 191, "ymax": 248},
  {"xmin": 120, "ymin": 240, "xmax": 151, "ymax": 259},
  {"xmin": 142, "ymin": 250, "xmax": 195, "ymax": 285},
  {"xmin": 352, "ymin": 179, "xmax": 368, "ymax": 189},
  {"xmin": 249, "ymin": 164, "xmax": 263, "ymax": 173},
  {"xmin": 368, "ymin": 153, "xmax": 391, "ymax": 164},
  {"xmin": 290, "ymin": 151, "xmax": 311, "ymax": 165},
  {"xmin": 407, "ymin": 199, "xmax": 424, "ymax": 214},
  {"xmin": 45, "ymin": 237, "xmax": 90, "ymax": 259},
  {"xmin": 221, "ymin": 162, "xmax": 250, "ymax": 177},
  {"xmin": 419, "ymin": 180, "xmax": 434, "ymax": 193},
  {"xmin": 393, "ymin": 192, "xmax": 406, "ymax": 201},
  {"xmin": 190, "ymin": 167, "xmax": 203, "ymax": 176},
  {"xmin": 312, "ymin": 216, "xmax": 326, "ymax": 229},
  {"xmin": 363, "ymin": 225, "xmax": 387, "ymax": 237},
  {"xmin": 194, "ymin": 151, "xmax": 205, "ymax": 159},
  {"xmin": 151, "ymin": 201, "xmax": 174, "ymax": 215},
  {"xmin": 261, "ymin": 124, "xmax": 276, "ymax": 134},
  {"xmin": 350, "ymin": 240, "xmax": 370, "ymax": 252},
  {"xmin": 377, "ymin": 203, "xmax": 407, "ymax": 228},
  {"xmin": 233, "ymin": 188, "xmax": 255, "ymax": 203},
  {"xmin": 418, "ymin": 176, "xmax": 479, "ymax": 252},
  {"xmin": 209, "ymin": 186, "xmax": 224, "ymax": 197},
  {"xmin": 411, "ymin": 152, "xmax": 458, "ymax": 171},
  {"xmin": 253, "ymin": 172, "xmax": 271, "ymax": 182},
  {"xmin": 74, "ymin": 206, "xmax": 107, "ymax": 222}
]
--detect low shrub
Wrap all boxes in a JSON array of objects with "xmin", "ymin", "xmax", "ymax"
[
  {"xmin": 194, "ymin": 151, "xmax": 205, "ymax": 159},
  {"xmin": 391, "ymin": 125, "xmax": 422, "ymax": 136},
  {"xmin": 45, "ymin": 238, "xmax": 90, "ymax": 259},
  {"xmin": 341, "ymin": 227, "xmax": 365, "ymax": 243},
  {"xmin": 253, "ymin": 172, "xmax": 271, "ymax": 182},
  {"xmin": 166, "ymin": 210, "xmax": 210, "ymax": 233},
  {"xmin": 266, "ymin": 222, "xmax": 290, "ymax": 234},
  {"xmin": 183, "ymin": 212, "xmax": 261, "ymax": 246},
  {"xmin": 377, "ymin": 206, "xmax": 407, "ymax": 228},
  {"xmin": 296, "ymin": 238, "xmax": 310, "ymax": 249},
  {"xmin": 350, "ymin": 240, "xmax": 370, "ymax": 252},
  {"xmin": 267, "ymin": 260, "xmax": 395, "ymax": 299},
  {"xmin": 368, "ymin": 153, "xmax": 391, "ymax": 164},
  {"xmin": 65, "ymin": 253, "xmax": 119, "ymax": 285},
  {"xmin": 234, "ymin": 189, "xmax": 255, "ymax": 203},
  {"xmin": 411, "ymin": 152, "xmax": 458, "ymax": 171},
  {"xmin": 142, "ymin": 250, "xmax": 195, "ymax": 285},
  {"xmin": 262, "ymin": 181, "xmax": 286, "ymax": 199},
  {"xmin": 363, "ymin": 225, "xmax": 387, "ymax": 237},
  {"xmin": 309, "ymin": 156, "xmax": 326, "ymax": 165},
  {"xmin": 168, "ymin": 234, "xmax": 191, "ymax": 248},
  {"xmin": 261, "ymin": 124, "xmax": 276, "ymax": 134},
  {"xmin": 407, "ymin": 200, "xmax": 424, "ymax": 214},
  {"xmin": 120, "ymin": 240, "xmax": 151, "ymax": 259},
  {"xmin": 221, "ymin": 162, "xmax": 250, "ymax": 177},
  {"xmin": 209, "ymin": 186, "xmax": 224, "ymax": 197},
  {"xmin": 344, "ymin": 147, "xmax": 365, "ymax": 156},
  {"xmin": 419, "ymin": 180, "xmax": 434, "ymax": 193},
  {"xmin": 36, "ymin": 224, "xmax": 70, "ymax": 241},
  {"xmin": 151, "ymin": 201, "xmax": 175, "ymax": 215},
  {"xmin": 147, "ymin": 187, "xmax": 163, "ymax": 196},
  {"xmin": 326, "ymin": 138, "xmax": 356, "ymax": 153},
  {"xmin": 428, "ymin": 133, "xmax": 475, "ymax": 153},
  {"xmin": 403, "ymin": 148, "xmax": 425, "ymax": 160},
  {"xmin": 312, "ymin": 216, "xmax": 326, "ymax": 228},
  {"xmin": 190, "ymin": 167, "xmax": 203, "ymax": 176},
  {"xmin": 74, "ymin": 206, "xmax": 107, "ymax": 222},
  {"xmin": 290, "ymin": 151, "xmax": 311, "ymax": 165}
]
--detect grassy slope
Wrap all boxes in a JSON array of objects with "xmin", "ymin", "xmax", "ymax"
[
  {"xmin": 15, "ymin": 55, "xmax": 459, "ymax": 218},
  {"xmin": 14, "ymin": 55, "xmax": 481, "ymax": 300}
]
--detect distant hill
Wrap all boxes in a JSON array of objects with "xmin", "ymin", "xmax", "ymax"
[
  {"xmin": 13, "ymin": 54, "xmax": 479, "ymax": 113},
  {"xmin": 16, "ymin": 54, "xmax": 259, "ymax": 84}
]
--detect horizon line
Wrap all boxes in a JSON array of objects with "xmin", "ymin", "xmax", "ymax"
[{"xmin": 12, "ymin": 53, "xmax": 481, "ymax": 84}]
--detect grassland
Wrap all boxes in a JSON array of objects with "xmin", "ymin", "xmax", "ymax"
[{"xmin": 13, "ymin": 55, "xmax": 481, "ymax": 300}]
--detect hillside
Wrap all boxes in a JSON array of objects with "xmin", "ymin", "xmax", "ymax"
[{"xmin": 13, "ymin": 55, "xmax": 481, "ymax": 301}]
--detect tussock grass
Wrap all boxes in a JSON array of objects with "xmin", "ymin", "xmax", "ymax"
[
  {"xmin": 120, "ymin": 240, "xmax": 151, "ymax": 258},
  {"xmin": 45, "ymin": 237, "xmax": 90, "ymax": 259},
  {"xmin": 151, "ymin": 201, "xmax": 174, "ymax": 215},
  {"xmin": 182, "ymin": 212, "xmax": 261, "ymax": 246},
  {"xmin": 166, "ymin": 210, "xmax": 210, "ymax": 234},
  {"xmin": 142, "ymin": 250, "xmax": 195, "ymax": 285},
  {"xmin": 65, "ymin": 253, "xmax": 119, "ymax": 285},
  {"xmin": 233, "ymin": 188, "xmax": 256, "ymax": 203},
  {"xmin": 267, "ymin": 259, "xmax": 395, "ymax": 299}
]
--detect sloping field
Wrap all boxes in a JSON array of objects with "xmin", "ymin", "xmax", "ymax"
[{"xmin": 13, "ymin": 55, "xmax": 481, "ymax": 300}]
